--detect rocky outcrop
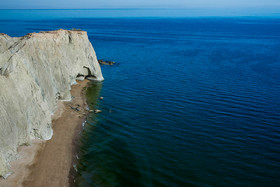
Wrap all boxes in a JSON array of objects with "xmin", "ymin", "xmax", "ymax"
[
  {"xmin": 98, "ymin": 59, "xmax": 115, "ymax": 65},
  {"xmin": 0, "ymin": 29, "xmax": 103, "ymax": 177}
]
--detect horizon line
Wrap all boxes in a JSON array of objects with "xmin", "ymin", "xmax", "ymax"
[{"xmin": 1, "ymin": 7, "xmax": 280, "ymax": 10}]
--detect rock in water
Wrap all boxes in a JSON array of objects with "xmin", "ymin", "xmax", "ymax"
[
  {"xmin": 98, "ymin": 59, "xmax": 115, "ymax": 65},
  {"xmin": 0, "ymin": 29, "xmax": 103, "ymax": 177},
  {"xmin": 94, "ymin": 109, "xmax": 102, "ymax": 114}
]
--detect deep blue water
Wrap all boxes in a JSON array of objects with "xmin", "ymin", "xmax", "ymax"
[{"xmin": 1, "ymin": 10, "xmax": 280, "ymax": 187}]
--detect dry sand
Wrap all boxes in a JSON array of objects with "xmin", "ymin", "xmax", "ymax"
[{"xmin": 0, "ymin": 80, "xmax": 90, "ymax": 187}]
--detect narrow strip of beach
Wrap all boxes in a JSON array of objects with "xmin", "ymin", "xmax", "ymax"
[{"xmin": 0, "ymin": 80, "xmax": 90, "ymax": 187}]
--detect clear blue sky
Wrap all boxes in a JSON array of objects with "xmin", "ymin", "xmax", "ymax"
[{"xmin": 1, "ymin": 0, "xmax": 280, "ymax": 9}]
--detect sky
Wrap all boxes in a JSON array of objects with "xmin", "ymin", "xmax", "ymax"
[{"xmin": 1, "ymin": 0, "xmax": 280, "ymax": 9}]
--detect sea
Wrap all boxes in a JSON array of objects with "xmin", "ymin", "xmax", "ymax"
[{"xmin": 1, "ymin": 9, "xmax": 280, "ymax": 187}]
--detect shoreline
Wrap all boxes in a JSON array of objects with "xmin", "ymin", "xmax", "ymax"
[{"xmin": 0, "ymin": 80, "xmax": 90, "ymax": 187}]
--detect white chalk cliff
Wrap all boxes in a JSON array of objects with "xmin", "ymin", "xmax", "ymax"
[{"xmin": 0, "ymin": 29, "xmax": 103, "ymax": 177}]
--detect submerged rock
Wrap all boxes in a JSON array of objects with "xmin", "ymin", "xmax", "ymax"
[
  {"xmin": 98, "ymin": 59, "xmax": 115, "ymax": 65},
  {"xmin": 0, "ymin": 29, "xmax": 103, "ymax": 177}
]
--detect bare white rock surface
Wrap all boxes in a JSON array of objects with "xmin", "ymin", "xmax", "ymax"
[{"xmin": 0, "ymin": 29, "xmax": 103, "ymax": 177}]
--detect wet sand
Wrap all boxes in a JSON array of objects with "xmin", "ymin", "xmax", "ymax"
[{"xmin": 0, "ymin": 80, "xmax": 90, "ymax": 187}]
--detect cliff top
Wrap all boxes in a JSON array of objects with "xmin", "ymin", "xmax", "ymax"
[
  {"xmin": 26, "ymin": 29, "xmax": 87, "ymax": 39},
  {"xmin": 0, "ymin": 29, "xmax": 87, "ymax": 39}
]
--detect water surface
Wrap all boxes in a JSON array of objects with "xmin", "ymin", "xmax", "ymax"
[{"xmin": 0, "ymin": 10, "xmax": 280, "ymax": 187}]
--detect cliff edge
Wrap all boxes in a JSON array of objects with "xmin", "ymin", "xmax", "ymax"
[{"xmin": 0, "ymin": 29, "xmax": 103, "ymax": 177}]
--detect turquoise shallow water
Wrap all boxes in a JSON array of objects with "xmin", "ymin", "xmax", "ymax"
[{"xmin": 1, "ymin": 9, "xmax": 280, "ymax": 187}]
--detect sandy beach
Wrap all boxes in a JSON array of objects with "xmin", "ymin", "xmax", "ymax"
[{"xmin": 0, "ymin": 80, "xmax": 90, "ymax": 187}]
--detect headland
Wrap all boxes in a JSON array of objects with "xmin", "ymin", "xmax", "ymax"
[{"xmin": 0, "ymin": 29, "xmax": 103, "ymax": 186}]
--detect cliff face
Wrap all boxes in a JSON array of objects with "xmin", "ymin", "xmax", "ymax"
[{"xmin": 0, "ymin": 29, "xmax": 103, "ymax": 177}]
